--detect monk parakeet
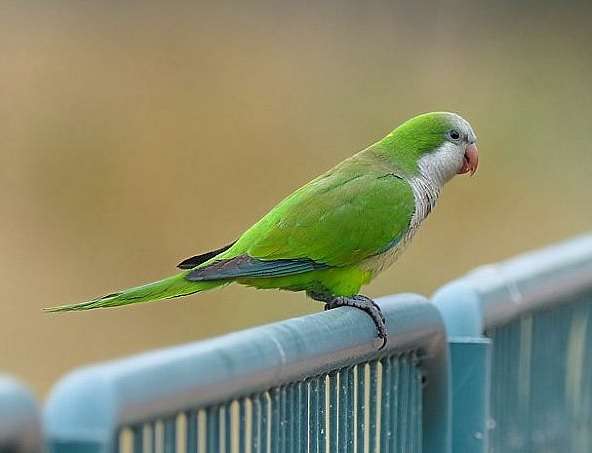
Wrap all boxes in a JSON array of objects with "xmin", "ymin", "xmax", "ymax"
[{"xmin": 47, "ymin": 112, "xmax": 478, "ymax": 348}]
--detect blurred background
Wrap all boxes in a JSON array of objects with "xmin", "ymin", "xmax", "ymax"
[{"xmin": 1, "ymin": 1, "xmax": 591, "ymax": 396}]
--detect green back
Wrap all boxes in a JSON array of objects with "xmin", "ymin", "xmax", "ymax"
[{"xmin": 219, "ymin": 153, "xmax": 415, "ymax": 267}]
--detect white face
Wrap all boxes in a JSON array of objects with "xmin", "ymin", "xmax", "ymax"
[{"xmin": 417, "ymin": 113, "xmax": 477, "ymax": 187}]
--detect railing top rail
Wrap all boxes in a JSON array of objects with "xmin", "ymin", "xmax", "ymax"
[
  {"xmin": 433, "ymin": 233, "xmax": 592, "ymax": 336},
  {"xmin": 44, "ymin": 293, "xmax": 449, "ymax": 451}
]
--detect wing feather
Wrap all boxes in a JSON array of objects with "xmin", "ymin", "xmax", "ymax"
[
  {"xmin": 186, "ymin": 256, "xmax": 327, "ymax": 281},
  {"xmin": 177, "ymin": 242, "xmax": 236, "ymax": 269},
  {"xmin": 217, "ymin": 165, "xmax": 415, "ymax": 268}
]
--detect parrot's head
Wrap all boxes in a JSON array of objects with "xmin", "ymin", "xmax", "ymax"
[{"xmin": 383, "ymin": 112, "xmax": 478, "ymax": 187}]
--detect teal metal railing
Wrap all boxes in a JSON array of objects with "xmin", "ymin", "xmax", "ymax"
[
  {"xmin": 0, "ymin": 374, "xmax": 42, "ymax": 453},
  {"xmin": 3, "ymin": 233, "xmax": 586, "ymax": 452},
  {"xmin": 115, "ymin": 355, "xmax": 422, "ymax": 453},
  {"xmin": 434, "ymin": 234, "xmax": 592, "ymax": 453},
  {"xmin": 487, "ymin": 295, "xmax": 592, "ymax": 452},
  {"xmin": 44, "ymin": 294, "xmax": 449, "ymax": 453}
]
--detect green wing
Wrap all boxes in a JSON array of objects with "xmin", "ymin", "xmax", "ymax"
[{"xmin": 217, "ymin": 168, "xmax": 415, "ymax": 269}]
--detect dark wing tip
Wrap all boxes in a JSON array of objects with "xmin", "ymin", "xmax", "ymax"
[
  {"xmin": 177, "ymin": 256, "xmax": 206, "ymax": 270},
  {"xmin": 177, "ymin": 242, "xmax": 236, "ymax": 269}
]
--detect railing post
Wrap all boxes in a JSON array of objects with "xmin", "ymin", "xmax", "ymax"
[
  {"xmin": 433, "ymin": 281, "xmax": 493, "ymax": 453},
  {"xmin": 0, "ymin": 374, "xmax": 43, "ymax": 453},
  {"xmin": 448, "ymin": 337, "xmax": 491, "ymax": 453},
  {"xmin": 43, "ymin": 370, "xmax": 117, "ymax": 453}
]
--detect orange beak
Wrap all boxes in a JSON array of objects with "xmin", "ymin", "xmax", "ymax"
[{"xmin": 458, "ymin": 143, "xmax": 479, "ymax": 176}]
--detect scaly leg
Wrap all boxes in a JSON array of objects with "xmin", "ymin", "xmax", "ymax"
[{"xmin": 308, "ymin": 292, "xmax": 387, "ymax": 349}]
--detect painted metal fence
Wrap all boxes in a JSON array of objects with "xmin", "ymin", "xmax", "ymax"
[
  {"xmin": 7, "ymin": 233, "xmax": 591, "ymax": 452},
  {"xmin": 434, "ymin": 234, "xmax": 592, "ymax": 453},
  {"xmin": 44, "ymin": 294, "xmax": 449, "ymax": 453}
]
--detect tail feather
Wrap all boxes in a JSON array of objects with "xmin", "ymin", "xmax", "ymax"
[{"xmin": 45, "ymin": 273, "xmax": 222, "ymax": 312}]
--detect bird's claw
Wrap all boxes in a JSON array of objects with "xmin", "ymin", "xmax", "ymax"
[{"xmin": 323, "ymin": 295, "xmax": 388, "ymax": 350}]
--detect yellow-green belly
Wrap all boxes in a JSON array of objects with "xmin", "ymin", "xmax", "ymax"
[{"xmin": 237, "ymin": 265, "xmax": 373, "ymax": 297}]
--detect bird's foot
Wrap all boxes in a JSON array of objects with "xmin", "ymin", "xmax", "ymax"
[{"xmin": 319, "ymin": 294, "xmax": 387, "ymax": 350}]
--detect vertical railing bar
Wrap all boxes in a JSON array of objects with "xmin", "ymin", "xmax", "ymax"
[
  {"xmin": 295, "ymin": 382, "xmax": 304, "ymax": 453},
  {"xmin": 262, "ymin": 392, "xmax": 270, "ymax": 453},
  {"xmin": 300, "ymin": 381, "xmax": 306, "ymax": 453},
  {"xmin": 338, "ymin": 368, "xmax": 349, "ymax": 452},
  {"xmin": 252, "ymin": 395, "xmax": 261, "ymax": 453},
  {"xmin": 207, "ymin": 406, "xmax": 220, "ymax": 453},
  {"xmin": 186, "ymin": 411, "xmax": 198, "ymax": 453},
  {"xmin": 132, "ymin": 425, "xmax": 144, "ymax": 453},
  {"xmin": 414, "ymin": 356, "xmax": 421, "ymax": 452},
  {"xmin": 164, "ymin": 417, "xmax": 176, "ymax": 453},
  {"xmin": 142, "ymin": 426, "xmax": 153, "ymax": 453},
  {"xmin": 239, "ymin": 398, "xmax": 248, "ymax": 453},
  {"xmin": 390, "ymin": 356, "xmax": 399, "ymax": 453},
  {"xmin": 356, "ymin": 364, "xmax": 366, "ymax": 453},
  {"xmin": 151, "ymin": 421, "xmax": 158, "ymax": 453},
  {"xmin": 490, "ymin": 326, "xmax": 501, "ymax": 448},
  {"xmin": 198, "ymin": 410, "xmax": 206, "ymax": 453},
  {"xmin": 288, "ymin": 384, "xmax": 297, "ymax": 453},
  {"xmin": 368, "ymin": 361, "xmax": 378, "ymax": 453},
  {"xmin": 302, "ymin": 381, "xmax": 310, "ymax": 452},
  {"xmin": 410, "ymin": 359, "xmax": 418, "ymax": 453},
  {"xmin": 281, "ymin": 386, "xmax": 289, "ymax": 453},
  {"xmin": 346, "ymin": 367, "xmax": 355, "ymax": 452},
  {"xmin": 271, "ymin": 387, "xmax": 281, "ymax": 453},
  {"xmin": 414, "ymin": 355, "xmax": 420, "ymax": 453},
  {"xmin": 399, "ymin": 356, "xmax": 410, "ymax": 452},
  {"xmin": 319, "ymin": 375, "xmax": 327, "ymax": 453},
  {"xmin": 224, "ymin": 404, "xmax": 232, "ymax": 453},
  {"xmin": 310, "ymin": 378, "xmax": 319, "ymax": 453},
  {"xmin": 416, "ymin": 367, "xmax": 423, "ymax": 451},
  {"xmin": 114, "ymin": 428, "xmax": 122, "ymax": 453},
  {"xmin": 380, "ymin": 357, "xmax": 392, "ymax": 453},
  {"xmin": 142, "ymin": 424, "xmax": 152, "ymax": 453},
  {"xmin": 329, "ymin": 372, "xmax": 338, "ymax": 453}
]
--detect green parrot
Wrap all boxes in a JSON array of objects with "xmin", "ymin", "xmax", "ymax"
[{"xmin": 47, "ymin": 111, "xmax": 478, "ymax": 348}]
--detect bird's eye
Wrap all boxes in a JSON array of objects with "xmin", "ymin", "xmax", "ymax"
[{"xmin": 448, "ymin": 129, "xmax": 461, "ymax": 141}]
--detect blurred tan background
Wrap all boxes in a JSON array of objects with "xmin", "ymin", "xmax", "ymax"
[{"xmin": 1, "ymin": 1, "xmax": 591, "ymax": 396}]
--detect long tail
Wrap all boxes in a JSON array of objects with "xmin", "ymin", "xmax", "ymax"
[{"xmin": 44, "ymin": 272, "xmax": 224, "ymax": 312}]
